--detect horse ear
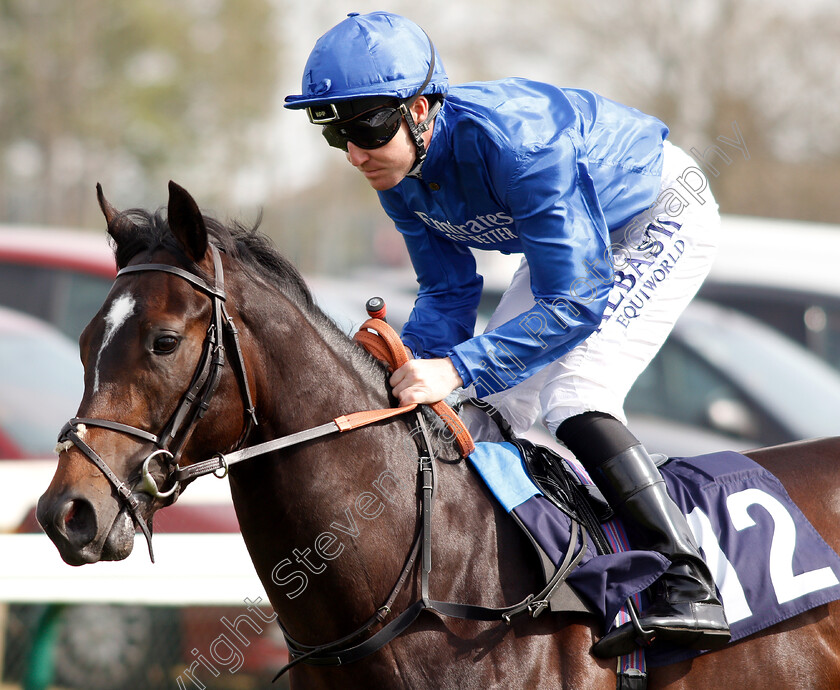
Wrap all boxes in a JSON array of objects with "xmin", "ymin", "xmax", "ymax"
[
  {"xmin": 97, "ymin": 182, "xmax": 136, "ymax": 249},
  {"xmin": 96, "ymin": 183, "xmax": 118, "ymax": 224},
  {"xmin": 167, "ymin": 181, "xmax": 208, "ymax": 263}
]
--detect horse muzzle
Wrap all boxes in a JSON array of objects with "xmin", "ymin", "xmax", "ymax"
[{"xmin": 36, "ymin": 488, "xmax": 137, "ymax": 566}]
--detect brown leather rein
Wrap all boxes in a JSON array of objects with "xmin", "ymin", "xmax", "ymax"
[{"xmin": 172, "ymin": 316, "xmax": 474, "ymax": 482}]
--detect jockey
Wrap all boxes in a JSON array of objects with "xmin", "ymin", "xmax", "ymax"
[{"xmin": 285, "ymin": 11, "xmax": 730, "ymax": 657}]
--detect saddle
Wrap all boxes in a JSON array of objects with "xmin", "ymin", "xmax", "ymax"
[
  {"xmin": 459, "ymin": 399, "xmax": 638, "ymax": 610},
  {"xmin": 353, "ymin": 317, "xmax": 629, "ymax": 616}
]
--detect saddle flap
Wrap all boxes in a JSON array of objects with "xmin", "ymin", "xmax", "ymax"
[
  {"xmin": 508, "ymin": 510, "xmax": 594, "ymax": 615},
  {"xmin": 468, "ymin": 440, "xmax": 670, "ymax": 629}
]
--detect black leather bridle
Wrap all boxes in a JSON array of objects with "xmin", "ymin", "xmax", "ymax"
[
  {"xmin": 57, "ymin": 244, "xmax": 256, "ymax": 562},
  {"xmin": 57, "ymin": 247, "xmax": 588, "ymax": 674}
]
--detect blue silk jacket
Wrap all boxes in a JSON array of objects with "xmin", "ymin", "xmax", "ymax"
[{"xmin": 378, "ymin": 78, "xmax": 668, "ymax": 395}]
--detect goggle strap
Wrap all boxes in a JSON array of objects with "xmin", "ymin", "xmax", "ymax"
[
  {"xmin": 415, "ymin": 98, "xmax": 442, "ymax": 136},
  {"xmin": 400, "ymin": 103, "xmax": 425, "ymax": 163},
  {"xmin": 400, "ymin": 31, "xmax": 440, "ymax": 175},
  {"xmin": 403, "ymin": 31, "xmax": 436, "ymax": 111}
]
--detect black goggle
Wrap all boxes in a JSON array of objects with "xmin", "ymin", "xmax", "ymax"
[{"xmin": 321, "ymin": 106, "xmax": 403, "ymax": 152}]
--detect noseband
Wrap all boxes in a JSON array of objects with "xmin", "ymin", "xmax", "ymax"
[{"xmin": 57, "ymin": 244, "xmax": 256, "ymax": 562}]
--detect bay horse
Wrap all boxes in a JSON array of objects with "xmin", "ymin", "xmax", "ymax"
[{"xmin": 38, "ymin": 182, "xmax": 840, "ymax": 689}]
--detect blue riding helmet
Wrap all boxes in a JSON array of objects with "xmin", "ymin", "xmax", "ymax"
[
  {"xmin": 284, "ymin": 12, "xmax": 448, "ymax": 112},
  {"xmin": 286, "ymin": 12, "xmax": 448, "ymax": 169}
]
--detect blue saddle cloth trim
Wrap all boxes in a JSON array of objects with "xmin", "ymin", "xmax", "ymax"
[{"xmin": 468, "ymin": 441, "xmax": 540, "ymax": 511}]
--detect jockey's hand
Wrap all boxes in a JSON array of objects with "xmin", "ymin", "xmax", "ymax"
[{"xmin": 390, "ymin": 358, "xmax": 463, "ymax": 406}]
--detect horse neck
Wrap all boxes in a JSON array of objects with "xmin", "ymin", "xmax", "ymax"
[
  {"xmin": 227, "ymin": 280, "xmax": 424, "ymax": 638},
  {"xmin": 222, "ymin": 276, "xmax": 542, "ymax": 661}
]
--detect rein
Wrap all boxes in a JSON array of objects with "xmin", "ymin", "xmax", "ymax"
[
  {"xmin": 175, "ymin": 317, "xmax": 473, "ymax": 482},
  {"xmin": 56, "ymin": 247, "xmax": 470, "ymax": 562},
  {"xmin": 58, "ymin": 248, "xmax": 586, "ymax": 676}
]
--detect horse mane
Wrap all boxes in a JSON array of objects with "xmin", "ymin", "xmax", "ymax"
[
  {"xmin": 110, "ymin": 206, "xmax": 316, "ymax": 311},
  {"xmin": 108, "ymin": 204, "xmax": 398, "ymax": 400}
]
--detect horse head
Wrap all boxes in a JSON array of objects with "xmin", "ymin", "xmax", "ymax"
[{"xmin": 37, "ymin": 182, "xmax": 257, "ymax": 565}]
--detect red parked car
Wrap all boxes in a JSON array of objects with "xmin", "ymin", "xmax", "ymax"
[{"xmin": 0, "ymin": 225, "xmax": 117, "ymax": 343}]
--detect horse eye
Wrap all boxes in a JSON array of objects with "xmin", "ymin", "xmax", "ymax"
[{"xmin": 153, "ymin": 335, "xmax": 180, "ymax": 354}]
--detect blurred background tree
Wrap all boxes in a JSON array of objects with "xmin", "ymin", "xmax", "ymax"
[
  {"xmin": 0, "ymin": 0, "xmax": 276, "ymax": 226},
  {"xmin": 2, "ymin": 0, "xmax": 839, "ymax": 273},
  {"xmin": 544, "ymin": 0, "xmax": 840, "ymax": 220}
]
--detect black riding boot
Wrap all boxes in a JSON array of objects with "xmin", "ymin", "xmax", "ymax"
[{"xmin": 557, "ymin": 412, "xmax": 730, "ymax": 658}]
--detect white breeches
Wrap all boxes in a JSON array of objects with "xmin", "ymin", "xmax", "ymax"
[{"xmin": 472, "ymin": 141, "xmax": 721, "ymax": 437}]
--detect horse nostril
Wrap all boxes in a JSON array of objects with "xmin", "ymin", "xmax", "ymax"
[
  {"xmin": 60, "ymin": 498, "xmax": 97, "ymax": 546},
  {"xmin": 63, "ymin": 501, "xmax": 77, "ymax": 526}
]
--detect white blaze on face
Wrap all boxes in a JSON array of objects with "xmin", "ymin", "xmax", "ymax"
[{"xmin": 94, "ymin": 293, "xmax": 136, "ymax": 393}]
